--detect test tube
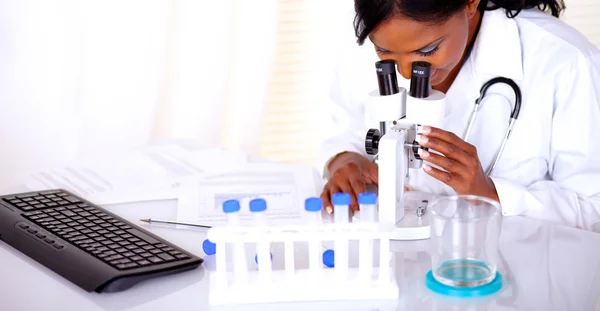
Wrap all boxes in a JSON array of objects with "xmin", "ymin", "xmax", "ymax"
[
  {"xmin": 358, "ymin": 192, "xmax": 377, "ymax": 280},
  {"xmin": 223, "ymin": 199, "xmax": 247, "ymax": 284},
  {"xmin": 333, "ymin": 193, "xmax": 351, "ymax": 224},
  {"xmin": 358, "ymin": 192, "xmax": 377, "ymax": 222},
  {"xmin": 202, "ymin": 238, "xmax": 216, "ymax": 255},
  {"xmin": 332, "ymin": 192, "xmax": 350, "ymax": 280},
  {"xmin": 250, "ymin": 198, "xmax": 272, "ymax": 281},
  {"xmin": 305, "ymin": 197, "xmax": 323, "ymax": 276},
  {"xmin": 322, "ymin": 248, "xmax": 335, "ymax": 268}
]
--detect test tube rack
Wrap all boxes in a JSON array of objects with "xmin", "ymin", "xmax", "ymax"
[{"xmin": 206, "ymin": 196, "xmax": 399, "ymax": 305}]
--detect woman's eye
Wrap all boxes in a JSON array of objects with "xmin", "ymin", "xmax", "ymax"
[
  {"xmin": 376, "ymin": 47, "xmax": 391, "ymax": 55},
  {"xmin": 417, "ymin": 44, "xmax": 440, "ymax": 57}
]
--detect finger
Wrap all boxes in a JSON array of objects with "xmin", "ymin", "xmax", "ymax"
[
  {"xmin": 404, "ymin": 186, "xmax": 410, "ymax": 191},
  {"xmin": 335, "ymin": 178, "xmax": 357, "ymax": 215},
  {"xmin": 348, "ymin": 175, "xmax": 367, "ymax": 215},
  {"xmin": 325, "ymin": 183, "xmax": 342, "ymax": 214},
  {"xmin": 423, "ymin": 164, "xmax": 461, "ymax": 187},
  {"xmin": 419, "ymin": 135, "xmax": 471, "ymax": 164},
  {"xmin": 320, "ymin": 187, "xmax": 333, "ymax": 215},
  {"xmin": 421, "ymin": 126, "xmax": 476, "ymax": 155},
  {"xmin": 362, "ymin": 161, "xmax": 379, "ymax": 185},
  {"xmin": 419, "ymin": 149, "xmax": 468, "ymax": 178}
]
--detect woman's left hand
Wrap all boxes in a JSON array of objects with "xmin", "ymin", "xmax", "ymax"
[{"xmin": 417, "ymin": 126, "xmax": 500, "ymax": 202}]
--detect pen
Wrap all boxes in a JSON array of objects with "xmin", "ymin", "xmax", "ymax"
[{"xmin": 139, "ymin": 218, "xmax": 212, "ymax": 229}]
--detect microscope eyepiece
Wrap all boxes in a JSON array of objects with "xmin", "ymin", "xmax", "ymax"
[
  {"xmin": 375, "ymin": 60, "xmax": 399, "ymax": 96},
  {"xmin": 409, "ymin": 61, "xmax": 431, "ymax": 99}
]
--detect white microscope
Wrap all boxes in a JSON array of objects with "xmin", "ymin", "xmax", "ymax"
[{"xmin": 364, "ymin": 60, "xmax": 446, "ymax": 240}]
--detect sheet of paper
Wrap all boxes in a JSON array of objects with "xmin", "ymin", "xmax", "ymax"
[
  {"xmin": 18, "ymin": 143, "xmax": 250, "ymax": 205},
  {"xmin": 176, "ymin": 162, "xmax": 323, "ymax": 227}
]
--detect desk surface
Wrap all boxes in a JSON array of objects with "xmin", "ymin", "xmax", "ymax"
[{"xmin": 1, "ymin": 199, "xmax": 600, "ymax": 311}]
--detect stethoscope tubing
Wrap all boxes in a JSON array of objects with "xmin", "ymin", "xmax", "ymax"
[{"xmin": 463, "ymin": 77, "xmax": 522, "ymax": 177}]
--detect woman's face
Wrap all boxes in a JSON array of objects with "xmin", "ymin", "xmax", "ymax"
[{"xmin": 368, "ymin": 8, "xmax": 478, "ymax": 87}]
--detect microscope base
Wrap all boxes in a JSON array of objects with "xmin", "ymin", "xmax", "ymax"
[
  {"xmin": 357, "ymin": 189, "xmax": 434, "ymax": 241},
  {"xmin": 391, "ymin": 190, "xmax": 433, "ymax": 240}
]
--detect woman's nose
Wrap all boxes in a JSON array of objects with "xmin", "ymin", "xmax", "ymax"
[{"xmin": 397, "ymin": 61, "xmax": 413, "ymax": 80}]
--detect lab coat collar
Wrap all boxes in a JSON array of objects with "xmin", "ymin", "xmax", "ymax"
[{"xmin": 469, "ymin": 9, "xmax": 524, "ymax": 81}]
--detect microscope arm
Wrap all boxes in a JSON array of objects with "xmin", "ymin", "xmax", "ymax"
[{"xmin": 377, "ymin": 129, "xmax": 408, "ymax": 226}]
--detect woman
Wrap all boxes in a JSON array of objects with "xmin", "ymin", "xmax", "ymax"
[{"xmin": 318, "ymin": 0, "xmax": 600, "ymax": 231}]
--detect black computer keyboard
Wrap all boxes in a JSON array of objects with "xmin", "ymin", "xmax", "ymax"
[{"xmin": 0, "ymin": 189, "xmax": 203, "ymax": 293}]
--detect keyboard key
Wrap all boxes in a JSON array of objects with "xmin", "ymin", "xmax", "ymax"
[
  {"xmin": 39, "ymin": 190, "xmax": 61, "ymax": 195},
  {"xmin": 104, "ymin": 250, "xmax": 117, "ymax": 257},
  {"xmin": 63, "ymin": 196, "xmax": 81, "ymax": 203},
  {"xmin": 114, "ymin": 258, "xmax": 131, "ymax": 265},
  {"xmin": 17, "ymin": 193, "xmax": 38, "ymax": 199},
  {"xmin": 116, "ymin": 262, "xmax": 139, "ymax": 270},
  {"xmin": 148, "ymin": 257, "xmax": 163, "ymax": 264},
  {"xmin": 161, "ymin": 246, "xmax": 175, "ymax": 252},
  {"xmin": 127, "ymin": 229, "xmax": 160, "ymax": 245},
  {"xmin": 18, "ymin": 223, "xmax": 29, "ymax": 229},
  {"xmin": 105, "ymin": 255, "xmax": 123, "ymax": 261},
  {"xmin": 61, "ymin": 210, "xmax": 76, "ymax": 217},
  {"xmin": 158, "ymin": 253, "xmax": 175, "ymax": 262}
]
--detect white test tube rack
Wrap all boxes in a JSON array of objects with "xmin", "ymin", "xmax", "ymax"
[{"xmin": 207, "ymin": 196, "xmax": 399, "ymax": 306}]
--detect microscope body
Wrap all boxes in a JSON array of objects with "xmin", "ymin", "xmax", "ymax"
[{"xmin": 365, "ymin": 61, "xmax": 446, "ymax": 240}]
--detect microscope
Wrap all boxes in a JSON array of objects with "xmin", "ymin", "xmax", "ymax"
[{"xmin": 364, "ymin": 60, "xmax": 446, "ymax": 240}]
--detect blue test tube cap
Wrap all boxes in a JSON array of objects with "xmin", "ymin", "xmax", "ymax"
[
  {"xmin": 202, "ymin": 239, "xmax": 216, "ymax": 255},
  {"xmin": 254, "ymin": 252, "xmax": 273, "ymax": 265},
  {"xmin": 304, "ymin": 197, "xmax": 322, "ymax": 212},
  {"xmin": 358, "ymin": 192, "xmax": 377, "ymax": 205},
  {"xmin": 249, "ymin": 198, "xmax": 267, "ymax": 212},
  {"xmin": 223, "ymin": 199, "xmax": 241, "ymax": 213},
  {"xmin": 331, "ymin": 192, "xmax": 351, "ymax": 205},
  {"xmin": 322, "ymin": 249, "xmax": 335, "ymax": 268}
]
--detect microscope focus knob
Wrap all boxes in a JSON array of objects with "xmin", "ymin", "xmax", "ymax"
[{"xmin": 365, "ymin": 128, "xmax": 381, "ymax": 155}]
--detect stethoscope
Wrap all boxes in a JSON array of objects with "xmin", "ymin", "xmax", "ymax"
[{"xmin": 462, "ymin": 77, "xmax": 522, "ymax": 177}]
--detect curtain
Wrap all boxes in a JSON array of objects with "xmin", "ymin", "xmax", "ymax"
[{"xmin": 0, "ymin": 0, "xmax": 279, "ymax": 189}]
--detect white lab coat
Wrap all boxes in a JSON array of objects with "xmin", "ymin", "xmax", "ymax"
[{"xmin": 318, "ymin": 8, "xmax": 600, "ymax": 231}]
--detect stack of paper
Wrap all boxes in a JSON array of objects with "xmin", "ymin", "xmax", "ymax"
[
  {"xmin": 12, "ymin": 142, "xmax": 324, "ymax": 227},
  {"xmin": 15, "ymin": 143, "xmax": 257, "ymax": 204},
  {"xmin": 176, "ymin": 162, "xmax": 323, "ymax": 226}
]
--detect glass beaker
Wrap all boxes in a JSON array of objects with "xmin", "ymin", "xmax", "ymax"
[{"xmin": 429, "ymin": 195, "xmax": 502, "ymax": 288}]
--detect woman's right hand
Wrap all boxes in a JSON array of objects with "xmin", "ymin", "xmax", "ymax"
[{"xmin": 319, "ymin": 152, "xmax": 379, "ymax": 215}]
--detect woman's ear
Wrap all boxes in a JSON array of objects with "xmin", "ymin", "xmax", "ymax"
[{"xmin": 466, "ymin": 0, "xmax": 482, "ymax": 18}]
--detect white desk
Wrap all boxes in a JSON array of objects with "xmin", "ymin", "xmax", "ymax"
[{"xmin": 2, "ymin": 198, "xmax": 600, "ymax": 311}]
